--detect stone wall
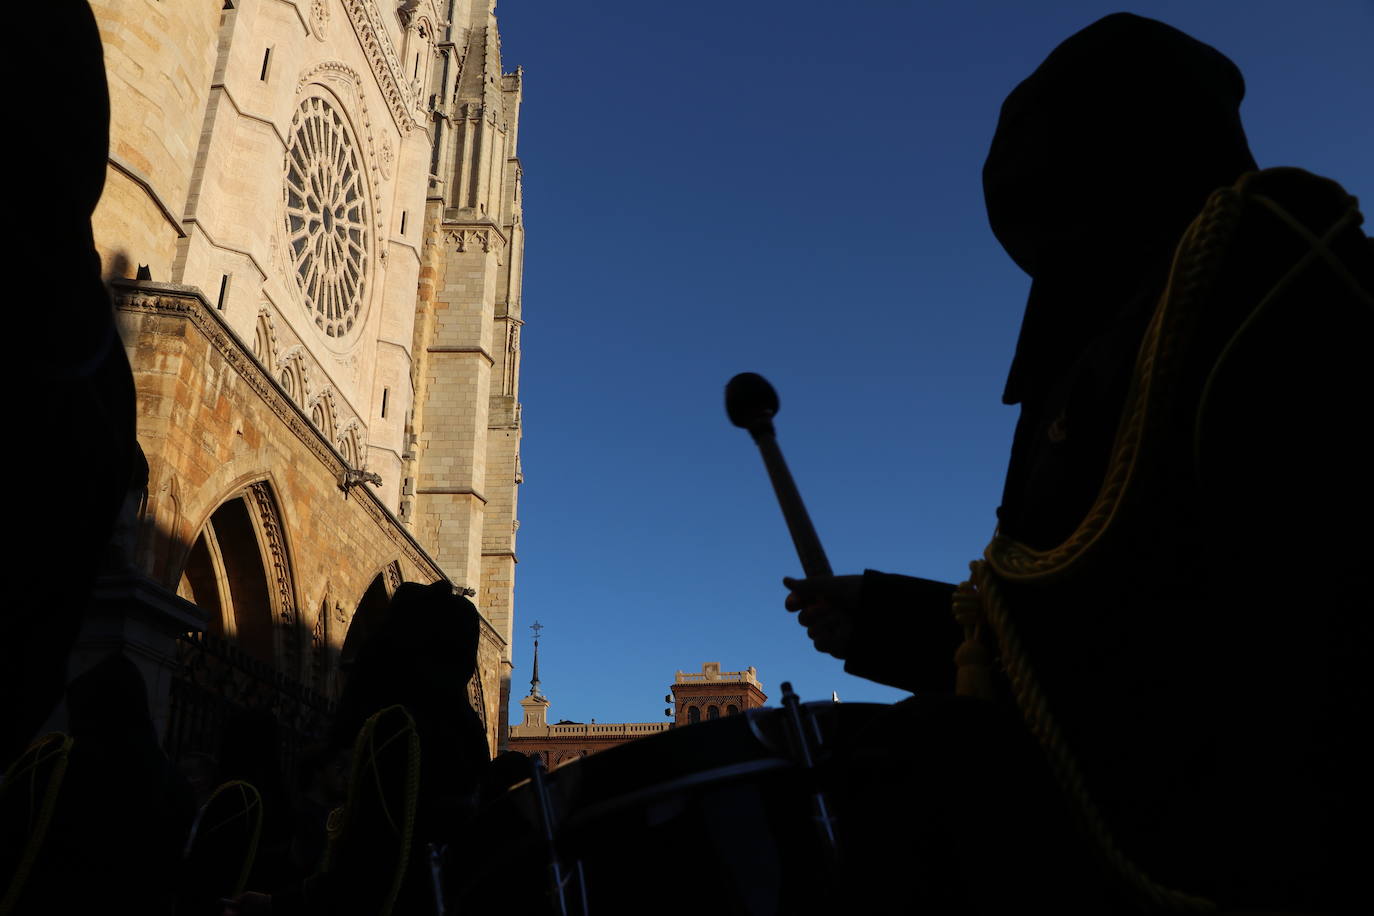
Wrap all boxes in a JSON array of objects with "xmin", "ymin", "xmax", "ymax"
[{"xmin": 116, "ymin": 280, "xmax": 505, "ymax": 748}]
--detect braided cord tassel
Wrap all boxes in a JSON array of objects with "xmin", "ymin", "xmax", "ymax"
[{"xmin": 952, "ymin": 577, "xmax": 996, "ymax": 701}]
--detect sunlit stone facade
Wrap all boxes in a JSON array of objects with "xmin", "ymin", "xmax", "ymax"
[{"xmin": 88, "ymin": 0, "xmax": 526, "ymax": 751}]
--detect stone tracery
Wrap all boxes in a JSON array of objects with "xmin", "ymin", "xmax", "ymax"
[{"xmin": 284, "ymin": 95, "xmax": 371, "ymax": 339}]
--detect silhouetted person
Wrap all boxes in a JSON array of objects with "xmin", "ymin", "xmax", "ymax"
[
  {"xmin": 288, "ymin": 743, "xmax": 349, "ymax": 879},
  {"xmin": 329, "ymin": 581, "xmax": 490, "ymax": 835},
  {"xmin": 5, "ymin": 0, "xmax": 137, "ymax": 768},
  {"xmin": 481, "ymin": 750, "xmax": 537, "ymax": 805},
  {"xmin": 786, "ymin": 13, "xmax": 1372, "ymax": 913},
  {"xmin": 259, "ymin": 581, "xmax": 490, "ymax": 915},
  {"xmin": 17, "ymin": 655, "xmax": 194, "ymax": 915},
  {"xmin": 219, "ymin": 709, "xmax": 295, "ymax": 893}
]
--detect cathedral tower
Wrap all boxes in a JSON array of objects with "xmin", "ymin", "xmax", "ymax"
[{"xmin": 409, "ymin": 0, "xmax": 525, "ymax": 732}]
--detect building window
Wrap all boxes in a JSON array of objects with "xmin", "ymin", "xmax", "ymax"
[
  {"xmin": 707, "ymin": 705, "xmax": 720, "ymax": 720},
  {"xmin": 688, "ymin": 706, "xmax": 700, "ymax": 725},
  {"xmin": 284, "ymin": 95, "xmax": 371, "ymax": 339},
  {"xmin": 727, "ymin": 704, "xmax": 739, "ymax": 716}
]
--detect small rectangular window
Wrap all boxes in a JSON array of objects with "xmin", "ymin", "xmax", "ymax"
[
  {"xmin": 260, "ymin": 48, "xmax": 272, "ymax": 81},
  {"xmin": 216, "ymin": 274, "xmax": 230, "ymax": 311},
  {"xmin": 381, "ymin": 387, "xmax": 390, "ymax": 418},
  {"xmin": 399, "ymin": 211, "xmax": 407, "ymax": 235},
  {"xmin": 414, "ymin": 53, "xmax": 420, "ymax": 79}
]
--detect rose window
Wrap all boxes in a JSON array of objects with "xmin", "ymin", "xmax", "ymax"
[{"xmin": 284, "ymin": 96, "xmax": 370, "ymax": 338}]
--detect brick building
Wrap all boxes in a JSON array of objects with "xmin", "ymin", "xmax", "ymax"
[
  {"xmin": 669, "ymin": 662, "xmax": 768, "ymax": 726},
  {"xmin": 508, "ymin": 662, "xmax": 768, "ymax": 770}
]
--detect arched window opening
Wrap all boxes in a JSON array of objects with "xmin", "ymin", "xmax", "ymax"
[
  {"xmin": 339, "ymin": 428, "xmax": 360, "ymax": 467},
  {"xmin": 707, "ymin": 705, "xmax": 720, "ymax": 720},
  {"xmin": 209, "ymin": 497, "xmax": 275, "ymax": 662},
  {"xmin": 177, "ymin": 495, "xmax": 276, "ymax": 661},
  {"xmin": 340, "ymin": 572, "xmax": 390, "ymax": 676},
  {"xmin": 688, "ymin": 706, "xmax": 700, "ymax": 725},
  {"xmin": 726, "ymin": 704, "xmax": 740, "ymax": 717}
]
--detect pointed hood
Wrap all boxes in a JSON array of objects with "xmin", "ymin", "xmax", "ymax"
[{"xmin": 984, "ymin": 13, "xmax": 1257, "ymax": 407}]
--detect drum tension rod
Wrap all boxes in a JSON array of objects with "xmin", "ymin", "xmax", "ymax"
[
  {"xmin": 780, "ymin": 682, "xmax": 840, "ymax": 859},
  {"xmin": 529, "ymin": 755, "xmax": 589, "ymax": 916},
  {"xmin": 427, "ymin": 843, "xmax": 447, "ymax": 916}
]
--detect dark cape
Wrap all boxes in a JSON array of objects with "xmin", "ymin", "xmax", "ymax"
[{"xmin": 841, "ymin": 13, "xmax": 1373, "ymax": 911}]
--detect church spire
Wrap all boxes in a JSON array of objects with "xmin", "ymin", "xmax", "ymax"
[{"xmin": 529, "ymin": 620, "xmax": 544, "ymax": 698}]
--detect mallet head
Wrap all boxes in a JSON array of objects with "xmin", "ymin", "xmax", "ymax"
[{"xmin": 725, "ymin": 372, "xmax": 780, "ymax": 434}]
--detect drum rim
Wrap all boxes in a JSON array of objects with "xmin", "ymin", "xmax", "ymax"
[{"xmin": 558, "ymin": 756, "xmax": 793, "ymax": 835}]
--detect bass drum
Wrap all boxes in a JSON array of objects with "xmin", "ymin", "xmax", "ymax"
[{"xmin": 451, "ymin": 702, "xmax": 883, "ymax": 916}]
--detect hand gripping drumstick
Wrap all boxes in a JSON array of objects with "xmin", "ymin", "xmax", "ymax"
[{"xmin": 725, "ymin": 373, "xmax": 834, "ymax": 579}]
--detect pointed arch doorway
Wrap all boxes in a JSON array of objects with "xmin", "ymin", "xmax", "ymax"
[{"xmin": 176, "ymin": 481, "xmax": 299, "ymax": 668}]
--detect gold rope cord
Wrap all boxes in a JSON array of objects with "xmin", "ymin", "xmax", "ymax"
[
  {"xmin": 0, "ymin": 733, "xmax": 73, "ymax": 916},
  {"xmin": 971, "ymin": 561, "xmax": 1215, "ymax": 913},
  {"xmin": 323, "ymin": 705, "xmax": 420, "ymax": 916},
  {"xmin": 186, "ymin": 779, "xmax": 263, "ymax": 898},
  {"xmin": 985, "ymin": 182, "xmax": 1243, "ymax": 583},
  {"xmin": 965, "ymin": 172, "xmax": 1372, "ymax": 912},
  {"xmin": 1193, "ymin": 187, "xmax": 1374, "ymax": 482}
]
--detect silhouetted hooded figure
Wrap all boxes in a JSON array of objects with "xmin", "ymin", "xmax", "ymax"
[
  {"xmin": 29, "ymin": 655, "xmax": 194, "ymax": 914},
  {"xmin": 262, "ymin": 584, "xmax": 489, "ymax": 914},
  {"xmin": 827, "ymin": 12, "xmax": 1372, "ymax": 913},
  {"xmin": 976, "ymin": 13, "xmax": 1370, "ymax": 912},
  {"xmin": 330, "ymin": 581, "xmax": 490, "ymax": 839},
  {"xmin": 5, "ymin": 0, "xmax": 136, "ymax": 768},
  {"xmin": 985, "ymin": 12, "xmax": 1257, "ymax": 546},
  {"xmin": 218, "ymin": 709, "xmax": 295, "ymax": 891}
]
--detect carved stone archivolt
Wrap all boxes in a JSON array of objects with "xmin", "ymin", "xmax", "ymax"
[
  {"xmin": 118, "ymin": 287, "xmax": 341, "ymax": 477},
  {"xmin": 116, "ymin": 285, "xmax": 447, "ymax": 582},
  {"xmin": 307, "ymin": 387, "xmax": 339, "ymax": 440},
  {"xmin": 341, "ymin": 0, "xmax": 416, "ymax": 133},
  {"xmin": 278, "ymin": 347, "xmax": 311, "ymax": 404},
  {"xmin": 336, "ymin": 419, "xmax": 364, "ymax": 467},
  {"xmin": 253, "ymin": 308, "xmax": 280, "ymax": 368},
  {"xmin": 247, "ymin": 481, "xmax": 298, "ymax": 627},
  {"xmin": 468, "ymin": 667, "xmax": 486, "ymax": 729}
]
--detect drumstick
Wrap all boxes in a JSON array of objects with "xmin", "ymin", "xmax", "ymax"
[{"xmin": 726, "ymin": 373, "xmax": 834, "ymax": 579}]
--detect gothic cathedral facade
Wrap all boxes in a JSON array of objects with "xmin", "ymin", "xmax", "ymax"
[{"xmin": 88, "ymin": 0, "xmax": 526, "ymax": 752}]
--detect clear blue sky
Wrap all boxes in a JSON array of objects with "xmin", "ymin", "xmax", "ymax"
[{"xmin": 494, "ymin": 1, "xmax": 1373, "ymax": 724}]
